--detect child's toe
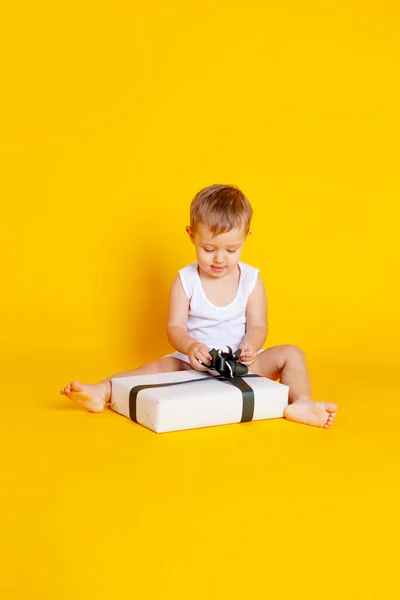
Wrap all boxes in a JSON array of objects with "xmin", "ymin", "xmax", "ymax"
[{"xmin": 324, "ymin": 413, "xmax": 336, "ymax": 428}]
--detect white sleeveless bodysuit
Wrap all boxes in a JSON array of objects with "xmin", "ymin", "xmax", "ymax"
[{"xmin": 164, "ymin": 261, "xmax": 264, "ymax": 365}]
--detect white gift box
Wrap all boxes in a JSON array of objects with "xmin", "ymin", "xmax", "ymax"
[{"xmin": 110, "ymin": 370, "xmax": 289, "ymax": 434}]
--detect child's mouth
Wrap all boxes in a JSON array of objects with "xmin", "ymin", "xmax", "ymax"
[{"xmin": 211, "ymin": 266, "xmax": 225, "ymax": 272}]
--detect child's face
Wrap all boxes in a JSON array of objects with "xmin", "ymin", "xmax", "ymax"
[{"xmin": 186, "ymin": 222, "xmax": 250, "ymax": 278}]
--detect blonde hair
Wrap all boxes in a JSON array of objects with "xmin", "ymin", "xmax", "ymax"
[{"xmin": 189, "ymin": 184, "xmax": 253, "ymax": 237}]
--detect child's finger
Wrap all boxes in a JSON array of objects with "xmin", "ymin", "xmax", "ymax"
[
  {"xmin": 198, "ymin": 351, "xmax": 211, "ymax": 366},
  {"xmin": 196, "ymin": 351, "xmax": 210, "ymax": 365},
  {"xmin": 241, "ymin": 354, "xmax": 255, "ymax": 365},
  {"xmin": 198, "ymin": 346, "xmax": 212, "ymax": 361},
  {"xmin": 197, "ymin": 363, "xmax": 209, "ymax": 371},
  {"xmin": 191, "ymin": 358, "xmax": 208, "ymax": 371}
]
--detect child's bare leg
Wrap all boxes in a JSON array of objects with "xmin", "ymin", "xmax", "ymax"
[
  {"xmin": 250, "ymin": 345, "xmax": 338, "ymax": 428},
  {"xmin": 60, "ymin": 357, "xmax": 193, "ymax": 413}
]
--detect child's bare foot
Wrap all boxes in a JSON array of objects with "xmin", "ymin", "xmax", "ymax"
[
  {"xmin": 59, "ymin": 380, "xmax": 110, "ymax": 413},
  {"xmin": 284, "ymin": 399, "xmax": 338, "ymax": 428}
]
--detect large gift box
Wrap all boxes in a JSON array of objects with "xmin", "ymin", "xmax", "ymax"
[{"xmin": 110, "ymin": 363, "xmax": 289, "ymax": 434}]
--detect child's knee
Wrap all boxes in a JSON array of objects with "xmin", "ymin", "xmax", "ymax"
[{"xmin": 283, "ymin": 344, "xmax": 306, "ymax": 363}]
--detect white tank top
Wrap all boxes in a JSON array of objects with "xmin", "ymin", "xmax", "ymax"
[{"xmin": 178, "ymin": 261, "xmax": 260, "ymax": 351}]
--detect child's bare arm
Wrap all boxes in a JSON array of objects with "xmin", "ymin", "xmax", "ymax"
[
  {"xmin": 239, "ymin": 274, "xmax": 268, "ymax": 365},
  {"xmin": 167, "ymin": 276, "xmax": 211, "ymax": 369}
]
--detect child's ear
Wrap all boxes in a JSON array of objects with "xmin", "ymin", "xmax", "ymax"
[
  {"xmin": 186, "ymin": 226, "xmax": 195, "ymax": 243},
  {"xmin": 247, "ymin": 229, "xmax": 252, "ymax": 237}
]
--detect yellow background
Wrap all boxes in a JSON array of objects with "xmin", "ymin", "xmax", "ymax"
[{"xmin": 1, "ymin": 1, "xmax": 399, "ymax": 598}]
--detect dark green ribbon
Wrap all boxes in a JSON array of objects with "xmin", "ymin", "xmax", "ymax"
[
  {"xmin": 208, "ymin": 346, "xmax": 248, "ymax": 378},
  {"xmin": 129, "ymin": 346, "xmax": 260, "ymax": 426}
]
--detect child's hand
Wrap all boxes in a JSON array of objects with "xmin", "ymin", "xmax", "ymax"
[
  {"xmin": 187, "ymin": 342, "xmax": 212, "ymax": 371},
  {"xmin": 238, "ymin": 342, "xmax": 257, "ymax": 367}
]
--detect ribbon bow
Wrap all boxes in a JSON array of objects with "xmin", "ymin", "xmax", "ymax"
[{"xmin": 208, "ymin": 346, "xmax": 248, "ymax": 379}]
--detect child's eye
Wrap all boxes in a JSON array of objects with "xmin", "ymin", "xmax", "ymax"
[{"xmin": 202, "ymin": 248, "xmax": 238, "ymax": 253}]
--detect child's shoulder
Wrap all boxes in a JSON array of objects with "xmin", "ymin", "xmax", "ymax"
[
  {"xmin": 178, "ymin": 261, "xmax": 197, "ymax": 273},
  {"xmin": 177, "ymin": 262, "xmax": 198, "ymax": 284},
  {"xmin": 239, "ymin": 261, "xmax": 260, "ymax": 277},
  {"xmin": 176, "ymin": 262, "xmax": 198, "ymax": 299},
  {"xmin": 239, "ymin": 262, "xmax": 264, "ymax": 298},
  {"xmin": 239, "ymin": 260, "xmax": 259, "ymax": 269}
]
